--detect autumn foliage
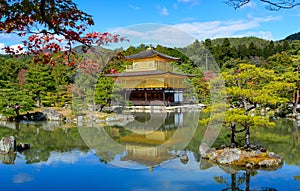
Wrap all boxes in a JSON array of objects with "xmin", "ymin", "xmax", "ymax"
[{"xmin": 0, "ymin": 0, "xmax": 125, "ymax": 65}]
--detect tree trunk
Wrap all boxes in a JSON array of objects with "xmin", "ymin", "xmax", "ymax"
[
  {"xmin": 231, "ymin": 123, "xmax": 237, "ymax": 146},
  {"xmin": 231, "ymin": 173, "xmax": 237, "ymax": 191},
  {"xmin": 245, "ymin": 126, "xmax": 250, "ymax": 148},
  {"xmin": 36, "ymin": 91, "xmax": 41, "ymax": 107},
  {"xmin": 293, "ymin": 89, "xmax": 300, "ymax": 114},
  {"xmin": 245, "ymin": 170, "xmax": 251, "ymax": 191}
]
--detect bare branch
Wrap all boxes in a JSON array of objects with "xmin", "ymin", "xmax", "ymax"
[
  {"xmin": 225, "ymin": 0, "xmax": 300, "ymax": 10},
  {"xmin": 225, "ymin": 0, "xmax": 250, "ymax": 9}
]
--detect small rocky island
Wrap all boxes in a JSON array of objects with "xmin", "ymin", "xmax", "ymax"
[{"xmin": 199, "ymin": 143, "xmax": 283, "ymax": 170}]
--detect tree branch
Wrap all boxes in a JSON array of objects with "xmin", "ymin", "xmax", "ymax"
[
  {"xmin": 261, "ymin": 0, "xmax": 300, "ymax": 10},
  {"xmin": 39, "ymin": 0, "xmax": 60, "ymax": 34},
  {"xmin": 224, "ymin": 0, "xmax": 251, "ymax": 9},
  {"xmin": 236, "ymin": 127, "xmax": 247, "ymax": 133},
  {"xmin": 245, "ymin": 103, "xmax": 256, "ymax": 115},
  {"xmin": 225, "ymin": 0, "xmax": 300, "ymax": 10}
]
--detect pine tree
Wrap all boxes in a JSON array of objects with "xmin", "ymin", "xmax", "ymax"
[
  {"xmin": 205, "ymin": 64, "xmax": 295, "ymax": 147},
  {"xmin": 24, "ymin": 63, "xmax": 56, "ymax": 107}
]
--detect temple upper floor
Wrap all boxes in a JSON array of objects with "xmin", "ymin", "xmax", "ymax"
[
  {"xmin": 124, "ymin": 47, "xmax": 180, "ymax": 72},
  {"xmin": 126, "ymin": 60, "xmax": 175, "ymax": 72}
]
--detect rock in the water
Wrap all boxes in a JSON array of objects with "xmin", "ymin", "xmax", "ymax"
[
  {"xmin": 217, "ymin": 148, "xmax": 241, "ymax": 164},
  {"xmin": 267, "ymin": 152, "xmax": 283, "ymax": 163},
  {"xmin": 0, "ymin": 136, "xmax": 16, "ymax": 153},
  {"xmin": 32, "ymin": 111, "xmax": 47, "ymax": 121},
  {"xmin": 43, "ymin": 108, "xmax": 64, "ymax": 121},
  {"xmin": 245, "ymin": 162, "xmax": 254, "ymax": 169},
  {"xmin": 199, "ymin": 143, "xmax": 210, "ymax": 156},
  {"xmin": 258, "ymin": 159, "xmax": 278, "ymax": 167},
  {"xmin": 180, "ymin": 153, "xmax": 189, "ymax": 164}
]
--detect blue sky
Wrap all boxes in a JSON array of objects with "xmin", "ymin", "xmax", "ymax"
[
  {"xmin": 1, "ymin": 0, "xmax": 300, "ymax": 52},
  {"xmin": 76, "ymin": 0, "xmax": 300, "ymax": 40},
  {"xmin": 76, "ymin": 0, "xmax": 300, "ymax": 48}
]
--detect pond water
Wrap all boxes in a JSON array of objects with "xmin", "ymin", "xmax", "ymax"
[{"xmin": 0, "ymin": 111, "xmax": 300, "ymax": 191}]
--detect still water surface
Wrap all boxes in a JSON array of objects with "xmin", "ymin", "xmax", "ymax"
[{"xmin": 0, "ymin": 112, "xmax": 299, "ymax": 191}]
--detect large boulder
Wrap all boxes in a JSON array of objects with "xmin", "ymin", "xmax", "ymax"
[
  {"xmin": 31, "ymin": 112, "xmax": 47, "ymax": 121},
  {"xmin": 217, "ymin": 148, "xmax": 241, "ymax": 164},
  {"xmin": 0, "ymin": 136, "xmax": 16, "ymax": 154},
  {"xmin": 199, "ymin": 143, "xmax": 210, "ymax": 156},
  {"xmin": 179, "ymin": 153, "xmax": 189, "ymax": 164},
  {"xmin": 42, "ymin": 108, "xmax": 64, "ymax": 121},
  {"xmin": 258, "ymin": 159, "xmax": 279, "ymax": 167}
]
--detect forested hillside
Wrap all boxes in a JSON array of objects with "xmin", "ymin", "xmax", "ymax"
[{"xmin": 285, "ymin": 32, "xmax": 300, "ymax": 41}]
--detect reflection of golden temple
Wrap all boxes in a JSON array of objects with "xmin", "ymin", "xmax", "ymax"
[
  {"xmin": 119, "ymin": 130, "xmax": 174, "ymax": 145},
  {"xmin": 105, "ymin": 112, "xmax": 190, "ymax": 168},
  {"xmin": 121, "ymin": 145, "xmax": 174, "ymax": 167},
  {"xmin": 108, "ymin": 47, "xmax": 194, "ymax": 106}
]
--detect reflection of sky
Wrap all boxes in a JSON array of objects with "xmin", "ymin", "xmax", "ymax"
[
  {"xmin": 0, "ymin": 150, "xmax": 299, "ymax": 190},
  {"xmin": 12, "ymin": 173, "xmax": 34, "ymax": 184},
  {"xmin": 33, "ymin": 150, "xmax": 90, "ymax": 166}
]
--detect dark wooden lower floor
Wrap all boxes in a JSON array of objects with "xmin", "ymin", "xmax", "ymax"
[{"xmin": 118, "ymin": 89, "xmax": 184, "ymax": 106}]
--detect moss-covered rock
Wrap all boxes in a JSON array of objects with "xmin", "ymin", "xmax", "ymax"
[{"xmin": 201, "ymin": 147, "xmax": 283, "ymax": 170}]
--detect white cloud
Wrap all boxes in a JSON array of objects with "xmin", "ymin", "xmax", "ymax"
[
  {"xmin": 177, "ymin": 0, "xmax": 199, "ymax": 6},
  {"xmin": 160, "ymin": 7, "xmax": 169, "ymax": 16},
  {"xmin": 178, "ymin": 0, "xmax": 198, "ymax": 3},
  {"xmin": 236, "ymin": 31, "xmax": 273, "ymax": 40},
  {"xmin": 9, "ymin": 44, "xmax": 25, "ymax": 54},
  {"xmin": 129, "ymin": 4, "xmax": 141, "ymax": 11},
  {"xmin": 109, "ymin": 24, "xmax": 195, "ymax": 48},
  {"xmin": 107, "ymin": 16, "xmax": 279, "ymax": 49},
  {"xmin": 173, "ymin": 16, "xmax": 280, "ymax": 40}
]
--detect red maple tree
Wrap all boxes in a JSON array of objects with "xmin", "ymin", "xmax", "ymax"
[{"xmin": 0, "ymin": 0, "xmax": 125, "ymax": 65}]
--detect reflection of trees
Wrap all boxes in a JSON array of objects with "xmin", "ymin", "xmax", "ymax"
[
  {"xmin": 214, "ymin": 169, "xmax": 277, "ymax": 191},
  {"xmin": 77, "ymin": 126, "xmax": 124, "ymax": 162},
  {"xmin": 251, "ymin": 119, "xmax": 300, "ymax": 167},
  {"xmin": 0, "ymin": 124, "xmax": 89, "ymax": 164},
  {"xmin": 0, "ymin": 153, "xmax": 16, "ymax": 164}
]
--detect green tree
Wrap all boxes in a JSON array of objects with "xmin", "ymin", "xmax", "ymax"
[
  {"xmin": 266, "ymin": 52, "xmax": 293, "ymax": 73},
  {"xmin": 0, "ymin": 78, "xmax": 34, "ymax": 117},
  {"xmin": 207, "ymin": 64, "xmax": 295, "ymax": 147},
  {"xmin": 24, "ymin": 63, "xmax": 56, "ymax": 107},
  {"xmin": 262, "ymin": 41, "xmax": 276, "ymax": 58},
  {"xmin": 248, "ymin": 42, "xmax": 259, "ymax": 57},
  {"xmin": 48, "ymin": 56, "xmax": 76, "ymax": 107},
  {"xmin": 0, "ymin": 57, "xmax": 34, "ymax": 117},
  {"xmin": 94, "ymin": 76, "xmax": 114, "ymax": 111}
]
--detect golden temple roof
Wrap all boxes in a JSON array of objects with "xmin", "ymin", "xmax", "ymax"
[{"xmin": 124, "ymin": 48, "xmax": 180, "ymax": 62}]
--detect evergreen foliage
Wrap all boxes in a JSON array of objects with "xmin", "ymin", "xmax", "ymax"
[{"xmin": 285, "ymin": 32, "xmax": 300, "ymax": 41}]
